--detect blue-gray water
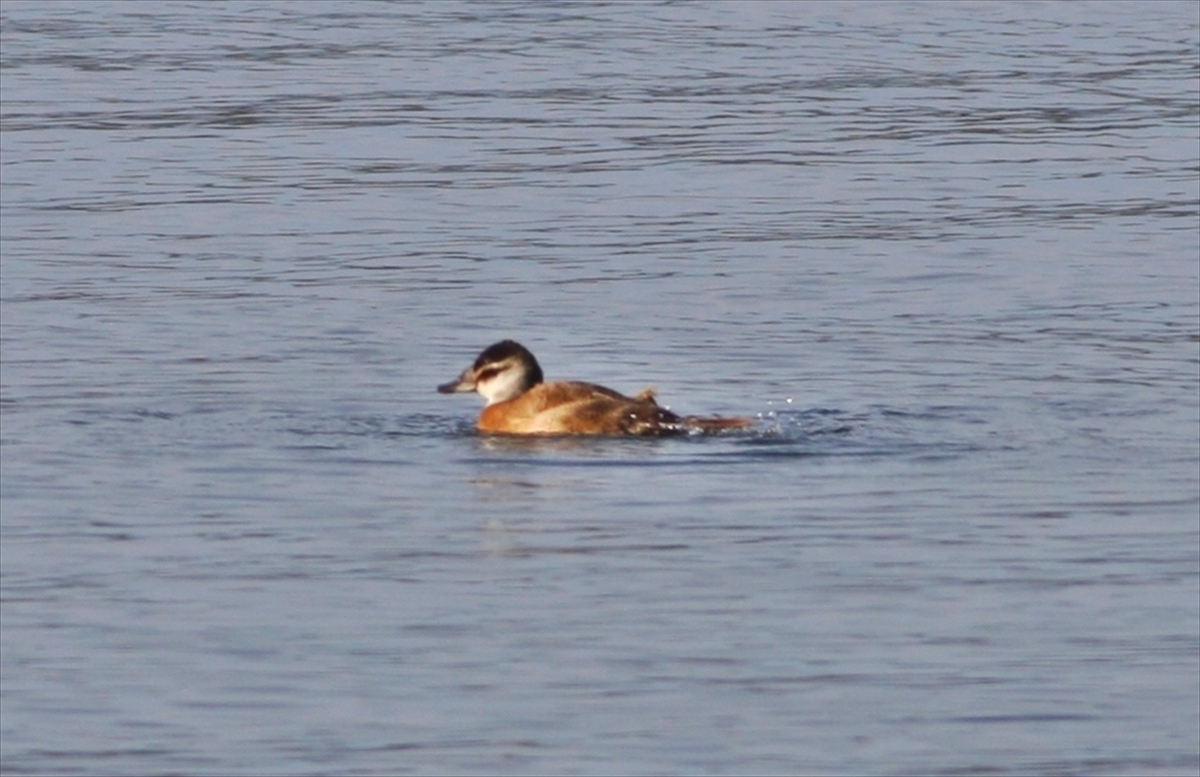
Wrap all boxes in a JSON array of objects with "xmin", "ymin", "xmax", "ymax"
[{"xmin": 1, "ymin": 2, "xmax": 1198, "ymax": 775}]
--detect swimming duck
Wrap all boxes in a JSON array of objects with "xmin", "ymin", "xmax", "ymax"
[{"xmin": 437, "ymin": 339, "xmax": 753, "ymax": 436}]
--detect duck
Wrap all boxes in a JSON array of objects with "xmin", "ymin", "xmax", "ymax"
[{"xmin": 437, "ymin": 339, "xmax": 754, "ymax": 436}]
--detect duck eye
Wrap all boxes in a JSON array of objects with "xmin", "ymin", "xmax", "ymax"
[{"xmin": 476, "ymin": 367, "xmax": 502, "ymax": 382}]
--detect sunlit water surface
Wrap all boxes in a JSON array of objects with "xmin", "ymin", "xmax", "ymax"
[{"xmin": 1, "ymin": 2, "xmax": 1198, "ymax": 775}]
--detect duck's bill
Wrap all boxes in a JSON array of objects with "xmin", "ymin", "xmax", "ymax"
[{"xmin": 437, "ymin": 372, "xmax": 475, "ymax": 393}]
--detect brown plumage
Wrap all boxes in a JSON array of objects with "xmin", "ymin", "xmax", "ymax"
[{"xmin": 437, "ymin": 340, "xmax": 754, "ymax": 436}]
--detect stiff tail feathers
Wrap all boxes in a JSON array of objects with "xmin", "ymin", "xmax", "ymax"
[{"xmin": 680, "ymin": 415, "xmax": 756, "ymax": 432}]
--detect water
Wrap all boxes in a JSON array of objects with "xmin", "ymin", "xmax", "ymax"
[{"xmin": 1, "ymin": 1, "xmax": 1197, "ymax": 774}]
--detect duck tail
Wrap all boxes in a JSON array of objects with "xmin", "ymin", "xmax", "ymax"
[{"xmin": 680, "ymin": 414, "xmax": 756, "ymax": 432}]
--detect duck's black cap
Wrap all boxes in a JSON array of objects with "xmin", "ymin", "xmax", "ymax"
[{"xmin": 474, "ymin": 340, "xmax": 533, "ymax": 367}]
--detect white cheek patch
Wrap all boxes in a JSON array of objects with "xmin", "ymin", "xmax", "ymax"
[{"xmin": 477, "ymin": 366, "xmax": 526, "ymax": 405}]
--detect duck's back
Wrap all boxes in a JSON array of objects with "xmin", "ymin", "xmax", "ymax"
[{"xmin": 478, "ymin": 381, "xmax": 680, "ymax": 435}]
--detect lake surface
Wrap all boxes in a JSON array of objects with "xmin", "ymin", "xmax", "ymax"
[{"xmin": 1, "ymin": 2, "xmax": 1198, "ymax": 775}]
